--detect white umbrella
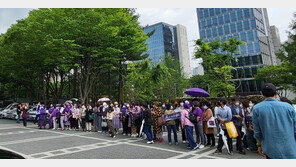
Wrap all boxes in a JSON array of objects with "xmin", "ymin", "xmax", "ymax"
[
  {"xmin": 219, "ymin": 125, "xmax": 230, "ymax": 154},
  {"xmin": 139, "ymin": 119, "xmax": 145, "ymax": 137},
  {"xmin": 98, "ymin": 97, "xmax": 110, "ymax": 102}
]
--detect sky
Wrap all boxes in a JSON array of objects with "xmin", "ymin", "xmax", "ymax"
[{"xmin": 0, "ymin": 8, "xmax": 295, "ymax": 68}]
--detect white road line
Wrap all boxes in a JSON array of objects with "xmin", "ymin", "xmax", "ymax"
[
  {"xmin": 204, "ymin": 155, "xmax": 227, "ymax": 159},
  {"xmin": 0, "ymin": 130, "xmax": 37, "ymax": 136},
  {"xmin": 0, "ymin": 134, "xmax": 68, "ymax": 146},
  {"xmin": 37, "ymin": 142, "xmax": 120, "ymax": 159}
]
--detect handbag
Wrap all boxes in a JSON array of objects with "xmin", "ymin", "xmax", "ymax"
[
  {"xmin": 225, "ymin": 121, "xmax": 238, "ymax": 138},
  {"xmin": 157, "ymin": 115, "xmax": 166, "ymax": 125},
  {"xmin": 207, "ymin": 116, "xmax": 216, "ymax": 128}
]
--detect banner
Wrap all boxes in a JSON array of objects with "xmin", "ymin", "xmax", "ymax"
[{"xmin": 163, "ymin": 112, "xmax": 181, "ymax": 121}]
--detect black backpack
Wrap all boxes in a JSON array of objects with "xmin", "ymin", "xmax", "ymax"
[{"xmin": 186, "ymin": 109, "xmax": 197, "ymax": 124}]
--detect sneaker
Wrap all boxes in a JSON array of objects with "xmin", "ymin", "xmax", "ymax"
[
  {"xmin": 187, "ymin": 146, "xmax": 191, "ymax": 149},
  {"xmin": 123, "ymin": 133, "xmax": 126, "ymax": 136},
  {"xmin": 182, "ymin": 140, "xmax": 186, "ymax": 144},
  {"xmin": 228, "ymin": 151, "xmax": 233, "ymax": 155},
  {"xmin": 147, "ymin": 141, "xmax": 153, "ymax": 144},
  {"xmin": 214, "ymin": 150, "xmax": 222, "ymax": 155},
  {"xmin": 175, "ymin": 142, "xmax": 179, "ymax": 145},
  {"xmin": 193, "ymin": 145, "xmax": 199, "ymax": 150},
  {"xmin": 151, "ymin": 141, "xmax": 154, "ymax": 144},
  {"xmin": 113, "ymin": 136, "xmax": 116, "ymax": 138},
  {"xmin": 217, "ymin": 134, "xmax": 219, "ymax": 137},
  {"xmin": 199, "ymin": 145, "xmax": 205, "ymax": 149},
  {"xmin": 168, "ymin": 142, "xmax": 172, "ymax": 145}
]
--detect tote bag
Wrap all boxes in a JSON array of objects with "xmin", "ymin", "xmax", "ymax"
[
  {"xmin": 207, "ymin": 116, "xmax": 216, "ymax": 128},
  {"xmin": 225, "ymin": 121, "xmax": 238, "ymax": 138}
]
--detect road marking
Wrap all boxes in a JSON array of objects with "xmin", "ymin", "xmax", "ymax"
[
  {"xmin": 0, "ymin": 145, "xmax": 34, "ymax": 159},
  {"xmin": 204, "ymin": 155, "xmax": 227, "ymax": 159},
  {"xmin": 0, "ymin": 134, "xmax": 68, "ymax": 146},
  {"xmin": 0, "ymin": 130, "xmax": 37, "ymax": 136}
]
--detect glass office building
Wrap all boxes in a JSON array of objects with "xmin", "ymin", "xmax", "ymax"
[
  {"xmin": 143, "ymin": 22, "xmax": 179, "ymax": 63},
  {"xmin": 196, "ymin": 8, "xmax": 276, "ymax": 95}
]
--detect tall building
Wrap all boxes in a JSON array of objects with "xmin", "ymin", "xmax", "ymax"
[
  {"xmin": 196, "ymin": 8, "xmax": 276, "ymax": 95},
  {"xmin": 270, "ymin": 25, "xmax": 281, "ymax": 64},
  {"xmin": 143, "ymin": 22, "xmax": 191, "ymax": 78},
  {"xmin": 192, "ymin": 65, "xmax": 205, "ymax": 76}
]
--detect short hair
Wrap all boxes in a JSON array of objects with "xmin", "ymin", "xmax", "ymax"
[
  {"xmin": 192, "ymin": 101, "xmax": 200, "ymax": 107},
  {"xmin": 142, "ymin": 102, "xmax": 148, "ymax": 109},
  {"xmin": 262, "ymin": 90, "xmax": 276, "ymax": 97},
  {"xmin": 241, "ymin": 100, "xmax": 249, "ymax": 108},
  {"xmin": 219, "ymin": 98, "xmax": 227, "ymax": 105}
]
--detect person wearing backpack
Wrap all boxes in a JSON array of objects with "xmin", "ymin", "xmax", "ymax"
[
  {"xmin": 192, "ymin": 101, "xmax": 205, "ymax": 149},
  {"xmin": 181, "ymin": 103, "xmax": 198, "ymax": 150}
]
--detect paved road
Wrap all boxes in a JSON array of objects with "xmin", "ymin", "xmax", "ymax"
[{"xmin": 0, "ymin": 119, "xmax": 263, "ymax": 159}]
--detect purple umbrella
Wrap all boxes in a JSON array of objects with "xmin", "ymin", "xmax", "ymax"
[{"xmin": 184, "ymin": 88, "xmax": 210, "ymax": 97}]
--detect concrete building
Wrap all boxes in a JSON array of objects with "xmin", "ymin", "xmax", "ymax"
[
  {"xmin": 270, "ymin": 25, "xmax": 282, "ymax": 64},
  {"xmin": 143, "ymin": 22, "xmax": 192, "ymax": 78},
  {"xmin": 192, "ymin": 64, "xmax": 205, "ymax": 76},
  {"xmin": 196, "ymin": 8, "xmax": 277, "ymax": 95}
]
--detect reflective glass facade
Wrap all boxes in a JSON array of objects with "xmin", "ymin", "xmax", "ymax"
[
  {"xmin": 196, "ymin": 8, "xmax": 273, "ymax": 94},
  {"xmin": 143, "ymin": 22, "xmax": 179, "ymax": 63}
]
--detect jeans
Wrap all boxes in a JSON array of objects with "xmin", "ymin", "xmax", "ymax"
[
  {"xmin": 167, "ymin": 125, "xmax": 178, "ymax": 143},
  {"xmin": 246, "ymin": 128, "xmax": 257, "ymax": 151},
  {"xmin": 23, "ymin": 118, "xmax": 27, "ymax": 127},
  {"xmin": 143, "ymin": 124, "xmax": 153, "ymax": 141},
  {"xmin": 97, "ymin": 116, "xmax": 102, "ymax": 132},
  {"xmin": 17, "ymin": 114, "xmax": 20, "ymax": 123},
  {"xmin": 185, "ymin": 125, "xmax": 197, "ymax": 149},
  {"xmin": 195, "ymin": 121, "xmax": 205, "ymax": 145},
  {"xmin": 217, "ymin": 128, "xmax": 233, "ymax": 152}
]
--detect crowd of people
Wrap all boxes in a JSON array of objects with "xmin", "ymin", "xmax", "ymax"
[{"xmin": 14, "ymin": 83, "xmax": 296, "ymax": 159}]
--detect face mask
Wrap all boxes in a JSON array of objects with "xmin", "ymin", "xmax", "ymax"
[
  {"xmin": 127, "ymin": 104, "xmax": 130, "ymax": 107},
  {"xmin": 162, "ymin": 105, "xmax": 165, "ymax": 108},
  {"xmin": 180, "ymin": 102, "xmax": 184, "ymax": 107},
  {"xmin": 235, "ymin": 102, "xmax": 240, "ymax": 106},
  {"xmin": 170, "ymin": 106, "xmax": 174, "ymax": 110},
  {"xmin": 203, "ymin": 105, "xmax": 208, "ymax": 110},
  {"xmin": 249, "ymin": 103, "xmax": 253, "ymax": 107}
]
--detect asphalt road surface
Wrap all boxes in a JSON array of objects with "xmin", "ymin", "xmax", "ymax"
[{"xmin": 0, "ymin": 119, "xmax": 263, "ymax": 159}]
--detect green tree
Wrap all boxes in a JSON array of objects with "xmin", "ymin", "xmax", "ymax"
[{"xmin": 192, "ymin": 38, "xmax": 244, "ymax": 97}]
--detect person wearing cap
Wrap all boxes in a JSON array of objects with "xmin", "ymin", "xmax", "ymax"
[{"xmin": 252, "ymin": 83, "xmax": 296, "ymax": 159}]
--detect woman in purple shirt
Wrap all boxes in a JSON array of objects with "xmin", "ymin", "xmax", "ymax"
[{"xmin": 193, "ymin": 101, "xmax": 205, "ymax": 149}]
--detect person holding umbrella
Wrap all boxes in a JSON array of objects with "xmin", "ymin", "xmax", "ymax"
[{"xmin": 214, "ymin": 98, "xmax": 233, "ymax": 155}]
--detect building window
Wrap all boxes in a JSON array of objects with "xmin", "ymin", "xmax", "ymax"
[
  {"xmin": 204, "ymin": 9, "xmax": 209, "ymax": 18},
  {"xmin": 199, "ymin": 10, "xmax": 204, "ymax": 20},
  {"xmin": 237, "ymin": 68, "xmax": 243, "ymax": 78},
  {"xmin": 258, "ymin": 55, "xmax": 263, "ymax": 64},
  {"xmin": 238, "ymin": 57, "xmax": 243, "ymax": 66},
  {"xmin": 218, "ymin": 15, "xmax": 224, "ymax": 25},
  {"xmin": 212, "ymin": 27, "xmax": 217, "ymax": 37},
  {"xmin": 240, "ymin": 45, "xmax": 247, "ymax": 54},
  {"xmin": 254, "ymin": 42, "xmax": 260, "ymax": 53},
  {"xmin": 210, "ymin": 8, "xmax": 215, "ymax": 16},
  {"xmin": 206, "ymin": 29, "xmax": 212, "ymax": 38},
  {"xmin": 206, "ymin": 18, "xmax": 212, "ymax": 27},
  {"xmin": 244, "ymin": 20, "xmax": 250, "ymax": 30},
  {"xmin": 224, "ymin": 24, "xmax": 230, "ymax": 34},
  {"xmin": 201, "ymin": 20, "xmax": 206, "ymax": 29},
  {"xmin": 230, "ymin": 23, "xmax": 236, "ymax": 33},
  {"xmin": 247, "ymin": 30, "xmax": 254, "ymax": 41},
  {"xmin": 218, "ymin": 26, "xmax": 223, "ymax": 36},
  {"xmin": 200, "ymin": 29, "xmax": 206, "ymax": 38},
  {"xmin": 244, "ymin": 56, "xmax": 251, "ymax": 66},
  {"xmin": 212, "ymin": 17, "xmax": 218, "ymax": 26},
  {"xmin": 248, "ymin": 80, "xmax": 256, "ymax": 92},
  {"xmin": 237, "ymin": 21, "xmax": 243, "ymax": 32},
  {"xmin": 224, "ymin": 14, "xmax": 230, "ymax": 23},
  {"xmin": 252, "ymin": 55, "xmax": 258, "ymax": 65},
  {"xmin": 231, "ymin": 69, "xmax": 237, "ymax": 79},
  {"xmin": 244, "ymin": 8, "xmax": 250, "ymax": 18},
  {"xmin": 215, "ymin": 8, "xmax": 221, "ymax": 15},
  {"xmin": 235, "ymin": 81, "xmax": 242, "ymax": 92},
  {"xmin": 237, "ymin": 10, "xmax": 243, "ymax": 20},
  {"xmin": 247, "ymin": 43, "xmax": 254, "ymax": 53},
  {"xmin": 251, "ymin": 67, "xmax": 257, "ymax": 77},
  {"xmin": 250, "ymin": 19, "xmax": 256, "ymax": 29},
  {"xmin": 256, "ymin": 80, "xmax": 262, "ymax": 91},
  {"xmin": 240, "ymin": 32, "xmax": 247, "ymax": 42},
  {"xmin": 221, "ymin": 8, "xmax": 227, "ymax": 13},
  {"xmin": 242, "ymin": 80, "xmax": 250, "ymax": 92},
  {"xmin": 230, "ymin": 12, "xmax": 237, "ymax": 22}
]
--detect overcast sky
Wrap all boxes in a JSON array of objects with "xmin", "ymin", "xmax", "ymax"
[{"xmin": 0, "ymin": 8, "xmax": 295, "ymax": 68}]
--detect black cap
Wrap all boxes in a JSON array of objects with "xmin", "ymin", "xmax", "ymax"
[{"xmin": 262, "ymin": 83, "xmax": 277, "ymax": 97}]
